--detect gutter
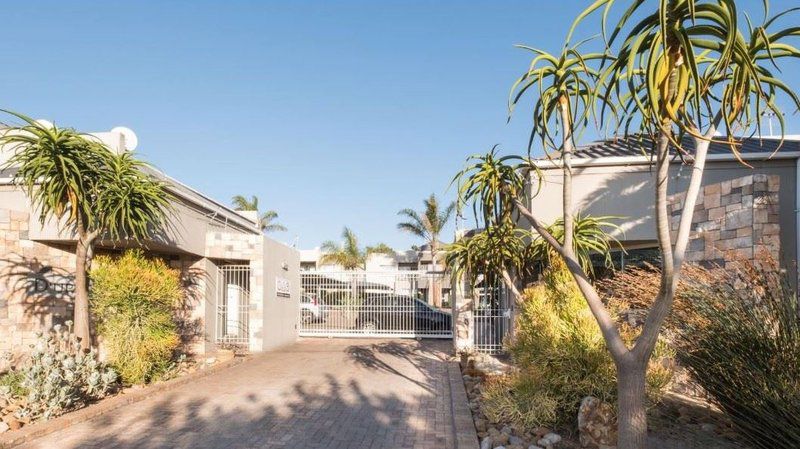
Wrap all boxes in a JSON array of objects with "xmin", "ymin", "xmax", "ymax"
[{"xmin": 532, "ymin": 151, "xmax": 800, "ymax": 170}]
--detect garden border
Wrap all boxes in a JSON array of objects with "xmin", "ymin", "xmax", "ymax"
[
  {"xmin": 447, "ymin": 361, "xmax": 480, "ymax": 449},
  {"xmin": 0, "ymin": 355, "xmax": 247, "ymax": 449}
]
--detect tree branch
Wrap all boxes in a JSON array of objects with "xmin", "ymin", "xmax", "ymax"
[
  {"xmin": 635, "ymin": 112, "xmax": 722, "ymax": 358},
  {"xmin": 514, "ymin": 197, "xmax": 629, "ymax": 359}
]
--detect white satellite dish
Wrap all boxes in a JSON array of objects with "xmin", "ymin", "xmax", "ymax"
[
  {"xmin": 34, "ymin": 119, "xmax": 54, "ymax": 129},
  {"xmin": 111, "ymin": 126, "xmax": 138, "ymax": 151}
]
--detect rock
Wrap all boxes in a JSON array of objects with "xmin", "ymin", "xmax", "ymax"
[
  {"xmin": 480, "ymin": 436, "xmax": 494, "ymax": 449},
  {"xmin": 204, "ymin": 357, "xmax": 217, "ymax": 365},
  {"xmin": 537, "ymin": 433, "xmax": 561, "ymax": 449},
  {"xmin": 0, "ymin": 421, "xmax": 8, "ymax": 433},
  {"xmin": 507, "ymin": 445, "xmax": 524, "ymax": 449},
  {"xmin": 6, "ymin": 418, "xmax": 21, "ymax": 431},
  {"xmin": 578, "ymin": 396, "xmax": 617, "ymax": 448},
  {"xmin": 495, "ymin": 432, "xmax": 510, "ymax": 445},
  {"xmin": 494, "ymin": 447, "xmax": 506, "ymax": 449},
  {"xmin": 475, "ymin": 418, "xmax": 488, "ymax": 432},
  {"xmin": 500, "ymin": 425, "xmax": 513, "ymax": 435},
  {"xmin": 528, "ymin": 446, "xmax": 544, "ymax": 449},
  {"xmin": 532, "ymin": 427, "xmax": 551, "ymax": 440},
  {"xmin": 509, "ymin": 435, "xmax": 524, "ymax": 446}
]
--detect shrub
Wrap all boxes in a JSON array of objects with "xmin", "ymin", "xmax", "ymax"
[
  {"xmin": 91, "ymin": 250, "xmax": 182, "ymax": 385},
  {"xmin": 15, "ymin": 323, "xmax": 116, "ymax": 421},
  {"xmin": 674, "ymin": 255, "xmax": 800, "ymax": 449},
  {"xmin": 482, "ymin": 261, "xmax": 672, "ymax": 431},
  {"xmin": 0, "ymin": 370, "xmax": 25, "ymax": 398}
]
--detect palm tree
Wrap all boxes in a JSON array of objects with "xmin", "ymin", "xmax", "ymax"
[
  {"xmin": 1, "ymin": 112, "xmax": 171, "ymax": 348},
  {"xmin": 320, "ymin": 227, "xmax": 394, "ymax": 270},
  {"xmin": 231, "ymin": 194, "xmax": 287, "ymax": 233},
  {"xmin": 397, "ymin": 194, "xmax": 455, "ymax": 307}
]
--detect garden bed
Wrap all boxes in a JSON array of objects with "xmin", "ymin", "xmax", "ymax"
[
  {"xmin": 460, "ymin": 359, "xmax": 748, "ymax": 449},
  {"xmin": 0, "ymin": 351, "xmax": 242, "ymax": 448}
]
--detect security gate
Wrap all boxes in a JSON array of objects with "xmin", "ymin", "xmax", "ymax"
[
  {"xmin": 215, "ymin": 264, "xmax": 251, "ymax": 346},
  {"xmin": 474, "ymin": 282, "xmax": 512, "ymax": 354},
  {"xmin": 299, "ymin": 271, "xmax": 453, "ymax": 339}
]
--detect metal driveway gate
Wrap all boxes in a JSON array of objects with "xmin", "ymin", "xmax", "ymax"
[
  {"xmin": 215, "ymin": 264, "xmax": 251, "ymax": 347},
  {"xmin": 299, "ymin": 271, "xmax": 453, "ymax": 339}
]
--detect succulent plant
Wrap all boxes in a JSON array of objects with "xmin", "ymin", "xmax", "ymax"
[{"xmin": 17, "ymin": 322, "xmax": 117, "ymax": 421}]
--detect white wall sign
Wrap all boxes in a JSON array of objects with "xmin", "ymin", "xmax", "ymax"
[{"xmin": 276, "ymin": 277, "xmax": 291, "ymax": 297}]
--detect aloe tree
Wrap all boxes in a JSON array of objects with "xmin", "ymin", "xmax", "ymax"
[
  {"xmin": 397, "ymin": 193, "xmax": 455, "ymax": 307},
  {"xmin": 231, "ymin": 194, "xmax": 287, "ymax": 233},
  {"xmin": 1, "ymin": 113, "xmax": 172, "ymax": 348},
  {"xmin": 320, "ymin": 227, "xmax": 394, "ymax": 270},
  {"xmin": 457, "ymin": 1, "xmax": 800, "ymax": 447}
]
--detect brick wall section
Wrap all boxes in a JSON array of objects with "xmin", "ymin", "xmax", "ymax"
[
  {"xmin": 0, "ymin": 208, "xmax": 76, "ymax": 359},
  {"xmin": 669, "ymin": 174, "xmax": 780, "ymax": 268}
]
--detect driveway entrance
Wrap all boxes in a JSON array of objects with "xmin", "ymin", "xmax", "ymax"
[
  {"xmin": 300, "ymin": 271, "xmax": 453, "ymax": 339},
  {"xmin": 18, "ymin": 339, "xmax": 478, "ymax": 449}
]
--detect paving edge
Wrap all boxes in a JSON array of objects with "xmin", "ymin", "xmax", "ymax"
[
  {"xmin": 0, "ymin": 356, "xmax": 248, "ymax": 449},
  {"xmin": 447, "ymin": 361, "xmax": 480, "ymax": 449}
]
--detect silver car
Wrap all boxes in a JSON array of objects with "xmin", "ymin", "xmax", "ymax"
[{"xmin": 300, "ymin": 294, "xmax": 327, "ymax": 323}]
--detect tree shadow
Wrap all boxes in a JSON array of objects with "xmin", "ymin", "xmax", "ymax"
[
  {"xmin": 344, "ymin": 340, "xmax": 448, "ymax": 394},
  {"xmin": 0, "ymin": 252, "xmax": 75, "ymax": 330},
  {"xmin": 18, "ymin": 362, "xmax": 447, "ymax": 449}
]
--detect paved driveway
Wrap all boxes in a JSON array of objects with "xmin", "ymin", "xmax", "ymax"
[{"xmin": 18, "ymin": 339, "xmax": 477, "ymax": 449}]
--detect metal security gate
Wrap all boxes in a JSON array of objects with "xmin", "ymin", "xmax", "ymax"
[
  {"xmin": 215, "ymin": 265, "xmax": 251, "ymax": 346},
  {"xmin": 474, "ymin": 282, "xmax": 512, "ymax": 354},
  {"xmin": 299, "ymin": 271, "xmax": 452, "ymax": 338}
]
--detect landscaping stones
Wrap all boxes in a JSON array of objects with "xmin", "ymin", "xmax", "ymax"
[
  {"xmin": 578, "ymin": 396, "xmax": 617, "ymax": 448},
  {"xmin": 537, "ymin": 432, "xmax": 561, "ymax": 449},
  {"xmin": 0, "ymin": 421, "xmax": 8, "ymax": 433},
  {"xmin": 480, "ymin": 436, "xmax": 493, "ymax": 449}
]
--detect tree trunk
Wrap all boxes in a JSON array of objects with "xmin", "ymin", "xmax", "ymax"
[
  {"xmin": 616, "ymin": 358, "xmax": 649, "ymax": 449},
  {"xmin": 73, "ymin": 233, "xmax": 92, "ymax": 350}
]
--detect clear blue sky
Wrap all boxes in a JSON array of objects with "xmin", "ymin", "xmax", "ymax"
[{"xmin": 4, "ymin": 1, "xmax": 798, "ymax": 250}]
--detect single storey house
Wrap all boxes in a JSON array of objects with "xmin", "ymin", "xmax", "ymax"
[
  {"xmin": 527, "ymin": 135, "xmax": 799, "ymax": 281},
  {"xmin": 0, "ymin": 127, "xmax": 301, "ymax": 358}
]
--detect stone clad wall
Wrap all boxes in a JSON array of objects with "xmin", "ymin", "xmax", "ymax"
[
  {"xmin": 669, "ymin": 174, "xmax": 780, "ymax": 267},
  {"xmin": 205, "ymin": 227, "xmax": 265, "ymax": 352},
  {"xmin": 0, "ymin": 208, "xmax": 76, "ymax": 358}
]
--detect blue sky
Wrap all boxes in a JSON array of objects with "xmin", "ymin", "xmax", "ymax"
[{"xmin": 3, "ymin": 1, "xmax": 799, "ymax": 250}]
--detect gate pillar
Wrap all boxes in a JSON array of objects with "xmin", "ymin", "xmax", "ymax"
[{"xmin": 451, "ymin": 275, "xmax": 474, "ymax": 354}]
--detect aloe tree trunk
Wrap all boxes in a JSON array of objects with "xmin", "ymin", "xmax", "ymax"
[{"xmin": 73, "ymin": 217, "xmax": 100, "ymax": 350}]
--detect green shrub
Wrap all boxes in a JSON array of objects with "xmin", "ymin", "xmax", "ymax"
[
  {"xmin": 91, "ymin": 250, "xmax": 182, "ymax": 385},
  {"xmin": 675, "ymin": 256, "xmax": 800, "ymax": 449},
  {"xmin": 482, "ymin": 261, "xmax": 673, "ymax": 431},
  {"xmin": 16, "ymin": 323, "xmax": 116, "ymax": 421},
  {"xmin": 0, "ymin": 370, "xmax": 26, "ymax": 398}
]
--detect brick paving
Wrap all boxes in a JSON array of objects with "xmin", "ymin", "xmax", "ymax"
[{"xmin": 17, "ymin": 339, "xmax": 477, "ymax": 449}]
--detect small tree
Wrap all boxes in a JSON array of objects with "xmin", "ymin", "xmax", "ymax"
[
  {"xmin": 231, "ymin": 194, "xmax": 287, "ymax": 233},
  {"xmin": 320, "ymin": 227, "xmax": 394, "ymax": 270},
  {"xmin": 1, "ymin": 113, "xmax": 171, "ymax": 348},
  {"xmin": 397, "ymin": 193, "xmax": 455, "ymax": 306}
]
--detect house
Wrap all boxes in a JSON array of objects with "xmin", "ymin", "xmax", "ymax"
[
  {"xmin": 526, "ymin": 135, "xmax": 799, "ymax": 281},
  {"xmin": 299, "ymin": 244, "xmax": 452, "ymax": 306},
  {"xmin": 0, "ymin": 126, "xmax": 301, "ymax": 358}
]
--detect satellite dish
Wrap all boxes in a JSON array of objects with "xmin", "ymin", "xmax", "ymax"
[
  {"xmin": 34, "ymin": 119, "xmax": 54, "ymax": 129},
  {"xmin": 111, "ymin": 126, "xmax": 138, "ymax": 151}
]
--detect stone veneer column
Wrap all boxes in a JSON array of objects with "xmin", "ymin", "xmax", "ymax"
[
  {"xmin": 451, "ymin": 274, "xmax": 474, "ymax": 354},
  {"xmin": 668, "ymin": 174, "xmax": 781, "ymax": 267}
]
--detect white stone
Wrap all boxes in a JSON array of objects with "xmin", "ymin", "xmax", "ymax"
[
  {"xmin": 0, "ymin": 421, "xmax": 9, "ymax": 433},
  {"xmin": 480, "ymin": 436, "xmax": 493, "ymax": 449}
]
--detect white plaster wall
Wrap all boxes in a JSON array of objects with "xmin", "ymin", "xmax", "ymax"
[{"xmin": 258, "ymin": 237, "xmax": 300, "ymax": 352}]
